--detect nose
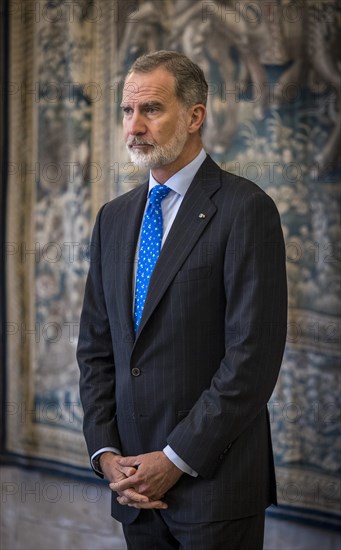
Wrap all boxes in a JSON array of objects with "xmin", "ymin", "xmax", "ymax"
[{"xmin": 127, "ymin": 110, "xmax": 146, "ymax": 136}]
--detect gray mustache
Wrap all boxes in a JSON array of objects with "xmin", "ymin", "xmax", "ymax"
[{"xmin": 127, "ymin": 139, "xmax": 154, "ymax": 146}]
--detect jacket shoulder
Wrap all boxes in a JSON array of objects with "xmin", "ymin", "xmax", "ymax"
[
  {"xmin": 97, "ymin": 182, "xmax": 148, "ymax": 220},
  {"xmin": 205, "ymin": 155, "xmax": 266, "ymax": 193}
]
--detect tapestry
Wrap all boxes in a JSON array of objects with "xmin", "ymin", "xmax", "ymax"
[
  {"xmin": 2, "ymin": 0, "xmax": 340, "ymax": 527},
  {"xmin": 4, "ymin": 0, "xmax": 95, "ymax": 477}
]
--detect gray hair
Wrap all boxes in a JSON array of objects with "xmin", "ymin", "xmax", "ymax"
[{"xmin": 127, "ymin": 50, "xmax": 208, "ymax": 108}]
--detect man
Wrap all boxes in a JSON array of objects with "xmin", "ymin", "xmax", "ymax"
[{"xmin": 77, "ymin": 50, "xmax": 287, "ymax": 549}]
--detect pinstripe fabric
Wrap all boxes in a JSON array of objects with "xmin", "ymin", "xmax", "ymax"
[
  {"xmin": 77, "ymin": 155, "xmax": 287, "ymax": 526},
  {"xmin": 123, "ymin": 510, "xmax": 265, "ymax": 550}
]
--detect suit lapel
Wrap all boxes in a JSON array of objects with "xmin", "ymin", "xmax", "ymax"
[
  {"xmin": 118, "ymin": 182, "xmax": 148, "ymax": 341},
  {"xmin": 134, "ymin": 156, "xmax": 221, "ymax": 342}
]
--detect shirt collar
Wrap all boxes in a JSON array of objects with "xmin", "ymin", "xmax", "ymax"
[{"xmin": 148, "ymin": 148, "xmax": 207, "ymax": 197}]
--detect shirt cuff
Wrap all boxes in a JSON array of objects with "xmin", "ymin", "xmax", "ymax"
[
  {"xmin": 91, "ymin": 447, "xmax": 121, "ymax": 474},
  {"xmin": 163, "ymin": 445, "xmax": 198, "ymax": 477}
]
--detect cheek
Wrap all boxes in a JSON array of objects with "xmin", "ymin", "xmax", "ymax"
[{"xmin": 154, "ymin": 123, "xmax": 177, "ymax": 143}]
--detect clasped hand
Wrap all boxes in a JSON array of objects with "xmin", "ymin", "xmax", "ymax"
[{"xmin": 99, "ymin": 450, "xmax": 183, "ymax": 509}]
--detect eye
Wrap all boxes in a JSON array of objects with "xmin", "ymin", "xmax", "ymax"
[
  {"xmin": 122, "ymin": 106, "xmax": 133, "ymax": 116},
  {"xmin": 145, "ymin": 105, "xmax": 159, "ymax": 114}
]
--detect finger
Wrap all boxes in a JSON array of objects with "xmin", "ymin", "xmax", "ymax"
[
  {"xmin": 117, "ymin": 495, "xmax": 133, "ymax": 505},
  {"xmin": 117, "ymin": 495, "xmax": 167, "ymax": 509},
  {"xmin": 110, "ymin": 483, "xmax": 149, "ymax": 503},
  {"xmin": 110, "ymin": 475, "xmax": 139, "ymax": 493},
  {"xmin": 123, "ymin": 487, "xmax": 149, "ymax": 502},
  {"xmin": 117, "ymin": 456, "xmax": 140, "ymax": 468},
  {"xmin": 127, "ymin": 500, "xmax": 168, "ymax": 510},
  {"xmin": 120, "ymin": 466, "xmax": 137, "ymax": 477}
]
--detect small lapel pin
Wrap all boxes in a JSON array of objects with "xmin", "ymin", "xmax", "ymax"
[{"xmin": 199, "ymin": 213, "xmax": 206, "ymax": 219}]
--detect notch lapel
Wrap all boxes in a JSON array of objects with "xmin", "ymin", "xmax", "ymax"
[
  {"xmin": 134, "ymin": 156, "xmax": 221, "ymax": 343},
  {"xmin": 116, "ymin": 182, "xmax": 148, "ymax": 342}
]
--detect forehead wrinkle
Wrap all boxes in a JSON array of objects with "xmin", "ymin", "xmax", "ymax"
[
  {"xmin": 122, "ymin": 86, "xmax": 174, "ymax": 104},
  {"xmin": 122, "ymin": 71, "xmax": 177, "ymax": 104},
  {"xmin": 121, "ymin": 96, "xmax": 177, "ymax": 110}
]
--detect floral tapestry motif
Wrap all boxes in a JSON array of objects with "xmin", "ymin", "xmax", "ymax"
[{"xmin": 4, "ymin": 0, "xmax": 340, "ymax": 524}]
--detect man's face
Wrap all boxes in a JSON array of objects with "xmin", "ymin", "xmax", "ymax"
[{"xmin": 121, "ymin": 68, "xmax": 190, "ymax": 169}]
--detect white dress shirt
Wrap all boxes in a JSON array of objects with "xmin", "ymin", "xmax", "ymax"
[{"xmin": 91, "ymin": 148, "xmax": 207, "ymax": 477}]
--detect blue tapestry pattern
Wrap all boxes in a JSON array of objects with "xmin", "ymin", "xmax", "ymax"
[{"xmin": 4, "ymin": 0, "xmax": 340, "ymax": 525}]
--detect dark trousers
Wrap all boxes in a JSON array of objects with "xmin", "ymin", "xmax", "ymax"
[{"xmin": 122, "ymin": 509, "xmax": 265, "ymax": 550}]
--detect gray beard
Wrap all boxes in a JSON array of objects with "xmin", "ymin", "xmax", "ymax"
[{"xmin": 126, "ymin": 120, "xmax": 188, "ymax": 169}]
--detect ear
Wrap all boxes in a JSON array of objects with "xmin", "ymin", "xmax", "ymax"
[{"xmin": 187, "ymin": 104, "xmax": 206, "ymax": 134}]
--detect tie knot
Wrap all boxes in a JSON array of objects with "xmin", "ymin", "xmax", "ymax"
[{"xmin": 149, "ymin": 184, "xmax": 171, "ymax": 206}]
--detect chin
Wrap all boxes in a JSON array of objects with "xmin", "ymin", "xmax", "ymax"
[
  {"xmin": 128, "ymin": 152, "xmax": 161, "ymax": 169},
  {"xmin": 129, "ymin": 155, "xmax": 154, "ymax": 168},
  {"xmin": 127, "ymin": 144, "xmax": 182, "ymax": 169}
]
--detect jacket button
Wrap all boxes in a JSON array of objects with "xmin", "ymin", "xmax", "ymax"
[{"xmin": 131, "ymin": 367, "xmax": 141, "ymax": 377}]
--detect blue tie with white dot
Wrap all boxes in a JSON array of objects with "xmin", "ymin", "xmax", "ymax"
[{"xmin": 133, "ymin": 184, "xmax": 172, "ymax": 332}]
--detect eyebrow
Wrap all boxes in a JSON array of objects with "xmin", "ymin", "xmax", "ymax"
[{"xmin": 120, "ymin": 101, "xmax": 164, "ymax": 109}]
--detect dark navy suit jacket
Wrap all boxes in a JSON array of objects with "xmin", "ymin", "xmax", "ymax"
[{"xmin": 77, "ymin": 155, "xmax": 287, "ymax": 524}]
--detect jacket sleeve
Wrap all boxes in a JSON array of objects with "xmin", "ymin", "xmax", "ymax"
[
  {"xmin": 77, "ymin": 205, "xmax": 121, "ymax": 462},
  {"xmin": 167, "ymin": 191, "xmax": 287, "ymax": 478}
]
